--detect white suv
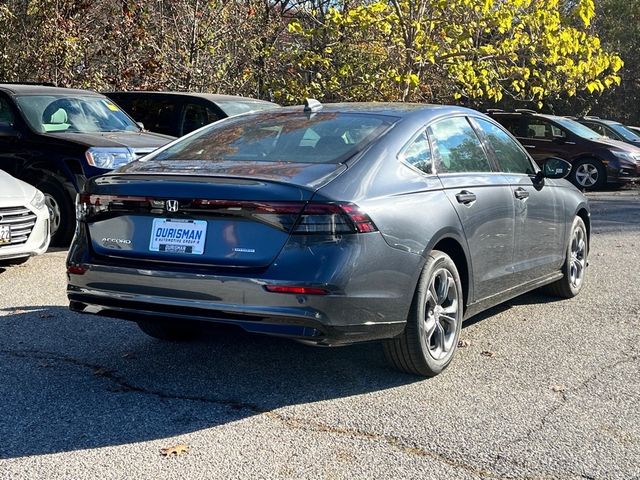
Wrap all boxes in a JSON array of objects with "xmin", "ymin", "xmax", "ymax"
[{"xmin": 0, "ymin": 170, "xmax": 50, "ymax": 264}]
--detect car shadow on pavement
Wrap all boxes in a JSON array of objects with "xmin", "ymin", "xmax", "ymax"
[{"xmin": 0, "ymin": 306, "xmax": 418, "ymax": 459}]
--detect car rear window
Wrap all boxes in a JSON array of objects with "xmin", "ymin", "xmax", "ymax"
[
  {"xmin": 151, "ymin": 111, "xmax": 397, "ymax": 164},
  {"xmin": 216, "ymin": 100, "xmax": 280, "ymax": 117}
]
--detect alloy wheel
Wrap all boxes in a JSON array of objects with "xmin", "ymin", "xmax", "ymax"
[
  {"xmin": 44, "ymin": 193, "xmax": 61, "ymax": 236},
  {"xmin": 569, "ymin": 226, "xmax": 586, "ymax": 289},
  {"xmin": 574, "ymin": 163, "xmax": 599, "ymax": 188},
  {"xmin": 422, "ymin": 268, "xmax": 459, "ymax": 360}
]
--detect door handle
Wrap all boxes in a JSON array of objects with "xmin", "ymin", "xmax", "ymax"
[
  {"xmin": 455, "ymin": 190, "xmax": 477, "ymax": 205},
  {"xmin": 514, "ymin": 187, "xmax": 530, "ymax": 200}
]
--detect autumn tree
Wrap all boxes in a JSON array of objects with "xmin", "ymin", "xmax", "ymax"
[{"xmin": 280, "ymin": 0, "xmax": 623, "ymax": 107}]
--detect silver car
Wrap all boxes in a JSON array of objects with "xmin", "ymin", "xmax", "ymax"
[
  {"xmin": 0, "ymin": 170, "xmax": 50, "ymax": 264},
  {"xmin": 67, "ymin": 102, "xmax": 589, "ymax": 376}
]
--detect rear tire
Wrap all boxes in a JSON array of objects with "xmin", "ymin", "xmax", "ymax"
[
  {"xmin": 570, "ymin": 158, "xmax": 606, "ymax": 191},
  {"xmin": 36, "ymin": 178, "xmax": 74, "ymax": 247},
  {"xmin": 543, "ymin": 216, "xmax": 588, "ymax": 298},
  {"xmin": 136, "ymin": 319, "xmax": 199, "ymax": 341},
  {"xmin": 384, "ymin": 250, "xmax": 463, "ymax": 377}
]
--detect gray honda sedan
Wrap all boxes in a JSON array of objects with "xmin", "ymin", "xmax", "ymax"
[{"xmin": 67, "ymin": 101, "xmax": 589, "ymax": 377}]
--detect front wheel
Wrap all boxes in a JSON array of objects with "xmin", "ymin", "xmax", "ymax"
[
  {"xmin": 571, "ymin": 158, "xmax": 606, "ymax": 190},
  {"xmin": 384, "ymin": 250, "xmax": 463, "ymax": 377},
  {"xmin": 543, "ymin": 216, "xmax": 588, "ymax": 298}
]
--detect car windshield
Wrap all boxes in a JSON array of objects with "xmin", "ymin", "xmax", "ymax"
[
  {"xmin": 151, "ymin": 111, "xmax": 397, "ymax": 164},
  {"xmin": 609, "ymin": 123, "xmax": 640, "ymax": 142},
  {"xmin": 216, "ymin": 100, "xmax": 280, "ymax": 117},
  {"xmin": 553, "ymin": 117, "xmax": 602, "ymax": 140},
  {"xmin": 15, "ymin": 95, "xmax": 140, "ymax": 134}
]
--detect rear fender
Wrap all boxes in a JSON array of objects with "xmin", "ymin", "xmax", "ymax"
[{"xmin": 422, "ymin": 228, "xmax": 474, "ymax": 309}]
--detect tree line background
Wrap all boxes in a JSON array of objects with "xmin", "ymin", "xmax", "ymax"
[{"xmin": 0, "ymin": 0, "xmax": 637, "ymax": 124}]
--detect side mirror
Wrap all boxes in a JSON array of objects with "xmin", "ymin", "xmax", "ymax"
[
  {"xmin": 136, "ymin": 122, "xmax": 145, "ymax": 131},
  {"xmin": 552, "ymin": 136, "xmax": 566, "ymax": 145},
  {"xmin": 541, "ymin": 157, "xmax": 572, "ymax": 179}
]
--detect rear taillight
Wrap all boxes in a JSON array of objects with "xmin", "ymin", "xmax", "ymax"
[
  {"xmin": 67, "ymin": 264, "xmax": 87, "ymax": 275},
  {"xmin": 264, "ymin": 285, "xmax": 329, "ymax": 295},
  {"xmin": 76, "ymin": 194, "xmax": 151, "ymax": 220},
  {"xmin": 292, "ymin": 203, "xmax": 377, "ymax": 235},
  {"xmin": 76, "ymin": 195, "xmax": 377, "ymax": 235},
  {"xmin": 191, "ymin": 200, "xmax": 305, "ymax": 231}
]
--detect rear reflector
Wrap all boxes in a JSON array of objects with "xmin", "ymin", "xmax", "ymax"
[
  {"xmin": 67, "ymin": 264, "xmax": 87, "ymax": 275},
  {"xmin": 264, "ymin": 285, "xmax": 329, "ymax": 295}
]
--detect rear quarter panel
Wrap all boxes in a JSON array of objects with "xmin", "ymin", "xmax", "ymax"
[{"xmin": 317, "ymin": 117, "xmax": 470, "ymax": 298}]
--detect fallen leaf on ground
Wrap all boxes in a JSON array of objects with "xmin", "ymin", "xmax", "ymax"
[
  {"xmin": 550, "ymin": 385, "xmax": 566, "ymax": 393},
  {"xmin": 458, "ymin": 339, "xmax": 471, "ymax": 348},
  {"xmin": 160, "ymin": 444, "xmax": 190, "ymax": 456},
  {"xmin": 92, "ymin": 367, "xmax": 111, "ymax": 377},
  {"xmin": 480, "ymin": 350, "xmax": 496, "ymax": 358},
  {"xmin": 121, "ymin": 352, "xmax": 137, "ymax": 359},
  {"xmin": 39, "ymin": 313, "xmax": 53, "ymax": 318}
]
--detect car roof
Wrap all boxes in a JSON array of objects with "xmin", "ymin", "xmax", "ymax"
[
  {"xmin": 105, "ymin": 91, "xmax": 277, "ymax": 105},
  {"xmin": 0, "ymin": 83, "xmax": 102, "ymax": 96},
  {"xmin": 266, "ymin": 102, "xmax": 480, "ymax": 120},
  {"xmin": 488, "ymin": 111, "xmax": 562, "ymax": 122},
  {"xmin": 578, "ymin": 117, "xmax": 622, "ymax": 126}
]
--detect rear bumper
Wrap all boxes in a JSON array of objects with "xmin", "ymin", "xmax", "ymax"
[
  {"xmin": 67, "ymin": 290, "xmax": 405, "ymax": 345},
  {"xmin": 67, "ymin": 228, "xmax": 422, "ymax": 345}
]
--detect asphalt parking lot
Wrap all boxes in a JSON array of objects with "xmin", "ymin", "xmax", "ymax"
[{"xmin": 0, "ymin": 190, "xmax": 638, "ymax": 480}]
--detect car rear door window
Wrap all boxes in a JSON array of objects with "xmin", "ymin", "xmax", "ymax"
[
  {"xmin": 181, "ymin": 103, "xmax": 223, "ymax": 136},
  {"xmin": 0, "ymin": 97, "xmax": 14, "ymax": 127},
  {"xmin": 475, "ymin": 118, "xmax": 535, "ymax": 175},
  {"xmin": 428, "ymin": 117, "xmax": 492, "ymax": 173},
  {"xmin": 583, "ymin": 122, "xmax": 608, "ymax": 137},
  {"xmin": 127, "ymin": 97, "xmax": 178, "ymax": 136},
  {"xmin": 494, "ymin": 116, "xmax": 521, "ymax": 136},
  {"xmin": 400, "ymin": 130, "xmax": 432, "ymax": 174},
  {"xmin": 523, "ymin": 118, "xmax": 566, "ymax": 139}
]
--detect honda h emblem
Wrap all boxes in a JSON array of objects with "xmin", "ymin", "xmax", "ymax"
[{"xmin": 165, "ymin": 200, "xmax": 179, "ymax": 213}]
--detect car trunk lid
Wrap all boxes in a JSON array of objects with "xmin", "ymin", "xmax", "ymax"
[{"xmin": 83, "ymin": 165, "xmax": 345, "ymax": 268}]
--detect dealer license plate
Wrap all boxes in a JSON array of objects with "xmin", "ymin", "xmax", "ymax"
[
  {"xmin": 149, "ymin": 218, "xmax": 207, "ymax": 255},
  {"xmin": 0, "ymin": 225, "xmax": 11, "ymax": 245}
]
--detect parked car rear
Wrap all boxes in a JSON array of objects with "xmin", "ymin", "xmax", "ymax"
[
  {"xmin": 68, "ymin": 101, "xmax": 590, "ymax": 377},
  {"xmin": 105, "ymin": 91, "xmax": 280, "ymax": 137}
]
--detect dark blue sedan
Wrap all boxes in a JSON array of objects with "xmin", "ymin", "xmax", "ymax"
[{"xmin": 67, "ymin": 101, "xmax": 589, "ymax": 376}]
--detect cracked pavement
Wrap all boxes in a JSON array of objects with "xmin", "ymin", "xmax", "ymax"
[{"xmin": 0, "ymin": 190, "xmax": 638, "ymax": 479}]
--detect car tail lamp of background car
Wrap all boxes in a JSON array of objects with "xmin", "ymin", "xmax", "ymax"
[{"xmin": 76, "ymin": 195, "xmax": 377, "ymax": 234}]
